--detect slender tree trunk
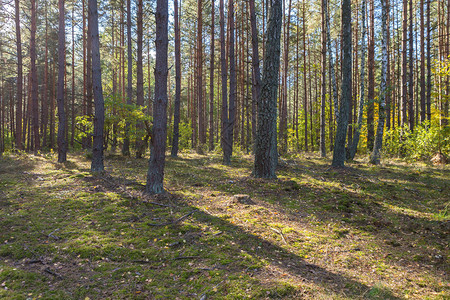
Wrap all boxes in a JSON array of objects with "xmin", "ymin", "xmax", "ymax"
[
  {"xmin": 197, "ymin": 0, "xmax": 205, "ymax": 147},
  {"xmin": 86, "ymin": 0, "xmax": 93, "ymax": 149},
  {"xmin": 209, "ymin": 0, "xmax": 215, "ymax": 151},
  {"xmin": 303, "ymin": 1, "xmax": 308, "ymax": 152},
  {"xmin": 57, "ymin": 0, "xmax": 67, "ymax": 163},
  {"xmin": 408, "ymin": 0, "xmax": 414, "ymax": 131},
  {"xmin": 401, "ymin": 0, "xmax": 408, "ymax": 127},
  {"xmin": 326, "ymin": 0, "xmax": 338, "ymax": 126},
  {"xmin": 90, "ymin": 0, "xmax": 105, "ymax": 172},
  {"xmin": 43, "ymin": 4, "xmax": 49, "ymax": 148},
  {"xmin": 249, "ymin": 0, "xmax": 261, "ymax": 153},
  {"xmin": 14, "ymin": 0, "xmax": 23, "ymax": 150},
  {"xmin": 420, "ymin": 0, "xmax": 426, "ymax": 123},
  {"xmin": 426, "ymin": 0, "xmax": 431, "ymax": 122},
  {"xmin": 122, "ymin": 0, "xmax": 132, "ymax": 156},
  {"xmin": 320, "ymin": 0, "xmax": 327, "ymax": 157},
  {"xmin": 136, "ymin": 0, "xmax": 145, "ymax": 158},
  {"xmin": 225, "ymin": 0, "xmax": 236, "ymax": 164},
  {"xmin": 171, "ymin": 0, "xmax": 181, "ymax": 157},
  {"xmin": 349, "ymin": 0, "xmax": 366, "ymax": 160},
  {"xmin": 370, "ymin": 0, "xmax": 388, "ymax": 164},
  {"xmin": 254, "ymin": 0, "xmax": 282, "ymax": 178},
  {"xmin": 280, "ymin": 0, "xmax": 292, "ymax": 155},
  {"xmin": 31, "ymin": 0, "xmax": 40, "ymax": 151},
  {"xmin": 367, "ymin": 0, "xmax": 375, "ymax": 150},
  {"xmin": 146, "ymin": 0, "xmax": 168, "ymax": 194},
  {"xmin": 332, "ymin": 0, "xmax": 352, "ymax": 167},
  {"xmin": 220, "ymin": 0, "xmax": 228, "ymax": 162},
  {"xmin": 71, "ymin": 3, "xmax": 75, "ymax": 148}
]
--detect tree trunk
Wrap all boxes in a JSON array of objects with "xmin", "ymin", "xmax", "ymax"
[
  {"xmin": 57, "ymin": 0, "xmax": 67, "ymax": 163},
  {"xmin": 331, "ymin": 0, "xmax": 352, "ymax": 167},
  {"xmin": 171, "ymin": 0, "xmax": 181, "ymax": 157},
  {"xmin": 420, "ymin": 0, "xmax": 426, "ymax": 123},
  {"xmin": 370, "ymin": 0, "xmax": 388, "ymax": 164},
  {"xmin": 30, "ymin": 0, "xmax": 40, "ymax": 151},
  {"xmin": 14, "ymin": 0, "xmax": 23, "ymax": 150},
  {"xmin": 136, "ymin": 0, "xmax": 145, "ymax": 158},
  {"xmin": 280, "ymin": 0, "xmax": 292, "ymax": 155},
  {"xmin": 90, "ymin": 0, "xmax": 105, "ymax": 172},
  {"xmin": 249, "ymin": 0, "xmax": 261, "ymax": 154},
  {"xmin": 426, "ymin": 0, "xmax": 431, "ymax": 122},
  {"xmin": 122, "ymin": 0, "xmax": 132, "ymax": 156},
  {"xmin": 349, "ymin": 0, "xmax": 366, "ymax": 160},
  {"xmin": 209, "ymin": 0, "xmax": 215, "ymax": 151},
  {"xmin": 401, "ymin": 0, "xmax": 407, "ymax": 127},
  {"xmin": 253, "ymin": 0, "xmax": 282, "ymax": 178},
  {"xmin": 367, "ymin": 0, "xmax": 375, "ymax": 150},
  {"xmin": 226, "ymin": 0, "xmax": 236, "ymax": 165},
  {"xmin": 320, "ymin": 0, "xmax": 327, "ymax": 157},
  {"xmin": 408, "ymin": 0, "xmax": 414, "ymax": 131},
  {"xmin": 220, "ymin": 0, "xmax": 229, "ymax": 163},
  {"xmin": 146, "ymin": 0, "xmax": 168, "ymax": 194},
  {"xmin": 197, "ymin": 0, "xmax": 205, "ymax": 147},
  {"xmin": 303, "ymin": 1, "xmax": 308, "ymax": 152}
]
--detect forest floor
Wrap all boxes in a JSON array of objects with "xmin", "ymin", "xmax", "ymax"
[{"xmin": 0, "ymin": 150, "xmax": 449, "ymax": 299}]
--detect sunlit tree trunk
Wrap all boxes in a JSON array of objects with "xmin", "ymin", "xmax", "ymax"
[
  {"xmin": 349, "ymin": 0, "xmax": 366, "ymax": 160},
  {"xmin": 90, "ymin": 0, "xmax": 105, "ymax": 172},
  {"xmin": 225, "ymin": 0, "xmax": 236, "ymax": 165},
  {"xmin": 401, "ymin": 0, "xmax": 407, "ymax": 127},
  {"xmin": 249, "ymin": 0, "xmax": 261, "ymax": 153},
  {"xmin": 320, "ymin": 0, "xmax": 327, "ymax": 157},
  {"xmin": 408, "ymin": 0, "xmax": 414, "ymax": 131},
  {"xmin": 254, "ymin": 0, "xmax": 282, "ymax": 178},
  {"xmin": 220, "ymin": 0, "xmax": 229, "ymax": 163},
  {"xmin": 146, "ymin": 0, "xmax": 168, "ymax": 194},
  {"xmin": 197, "ymin": 0, "xmax": 205, "ymax": 148},
  {"xmin": 426, "ymin": 0, "xmax": 431, "ymax": 122},
  {"xmin": 367, "ymin": 0, "xmax": 374, "ymax": 150},
  {"xmin": 209, "ymin": 0, "xmax": 215, "ymax": 151},
  {"xmin": 122, "ymin": 0, "xmax": 132, "ymax": 156},
  {"xmin": 370, "ymin": 0, "xmax": 388, "ymax": 164},
  {"xmin": 332, "ymin": 0, "xmax": 352, "ymax": 167}
]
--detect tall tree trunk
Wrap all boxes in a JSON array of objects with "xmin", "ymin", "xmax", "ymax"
[
  {"xmin": 426, "ymin": 0, "xmax": 431, "ymax": 122},
  {"xmin": 209, "ymin": 0, "xmax": 215, "ymax": 151},
  {"xmin": 71, "ymin": 3, "xmax": 75, "ymax": 148},
  {"xmin": 326, "ymin": 0, "xmax": 338, "ymax": 127},
  {"xmin": 14, "ymin": 0, "xmax": 23, "ymax": 150},
  {"xmin": 57, "ymin": 0, "xmax": 67, "ymax": 163},
  {"xmin": 122, "ymin": 0, "xmax": 132, "ymax": 156},
  {"xmin": 197, "ymin": 0, "xmax": 205, "ymax": 147},
  {"xmin": 303, "ymin": 1, "xmax": 308, "ymax": 152},
  {"xmin": 349, "ymin": 0, "xmax": 366, "ymax": 160},
  {"xmin": 370, "ymin": 0, "xmax": 388, "ymax": 164},
  {"xmin": 43, "ymin": 4, "xmax": 49, "ymax": 148},
  {"xmin": 401, "ymin": 0, "xmax": 408, "ymax": 127},
  {"xmin": 146, "ymin": 0, "xmax": 168, "ymax": 194},
  {"xmin": 30, "ymin": 0, "xmax": 40, "ymax": 151},
  {"xmin": 220, "ymin": 0, "xmax": 229, "ymax": 163},
  {"xmin": 86, "ymin": 0, "xmax": 93, "ymax": 149},
  {"xmin": 420, "ymin": 0, "xmax": 426, "ymax": 123},
  {"xmin": 171, "ymin": 0, "xmax": 181, "ymax": 157},
  {"xmin": 332, "ymin": 0, "xmax": 352, "ymax": 167},
  {"xmin": 320, "ymin": 0, "xmax": 327, "ymax": 157},
  {"xmin": 136, "ymin": 0, "xmax": 145, "ymax": 158},
  {"xmin": 367, "ymin": 0, "xmax": 375, "ymax": 150},
  {"xmin": 408, "ymin": 0, "xmax": 414, "ymax": 131},
  {"xmin": 249, "ymin": 0, "xmax": 261, "ymax": 153},
  {"xmin": 280, "ymin": 0, "xmax": 292, "ymax": 155},
  {"xmin": 90, "ymin": 0, "xmax": 105, "ymax": 172},
  {"xmin": 254, "ymin": 0, "xmax": 282, "ymax": 178},
  {"xmin": 225, "ymin": 0, "xmax": 236, "ymax": 165}
]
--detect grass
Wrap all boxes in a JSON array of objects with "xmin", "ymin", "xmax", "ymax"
[{"xmin": 0, "ymin": 150, "xmax": 449, "ymax": 299}]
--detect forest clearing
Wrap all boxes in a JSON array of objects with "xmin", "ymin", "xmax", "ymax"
[{"xmin": 0, "ymin": 151, "xmax": 448, "ymax": 299}]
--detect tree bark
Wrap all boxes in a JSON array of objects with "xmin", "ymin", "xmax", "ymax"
[
  {"xmin": 254, "ymin": 0, "xmax": 282, "ymax": 178},
  {"xmin": 401, "ymin": 0, "xmax": 407, "ymax": 127},
  {"xmin": 367, "ymin": 0, "xmax": 375, "ymax": 150},
  {"xmin": 408, "ymin": 0, "xmax": 414, "ymax": 131},
  {"xmin": 349, "ymin": 0, "xmax": 366, "ymax": 160},
  {"xmin": 320, "ymin": 0, "xmax": 327, "ymax": 157},
  {"xmin": 30, "ymin": 0, "xmax": 40, "ymax": 151},
  {"xmin": 426, "ymin": 0, "xmax": 431, "ymax": 122},
  {"xmin": 209, "ymin": 0, "xmax": 215, "ymax": 151},
  {"xmin": 171, "ymin": 0, "xmax": 181, "ymax": 157},
  {"xmin": 146, "ymin": 0, "xmax": 168, "ymax": 194},
  {"xmin": 122, "ymin": 0, "xmax": 132, "ymax": 156},
  {"xmin": 90, "ymin": 0, "xmax": 105, "ymax": 172},
  {"xmin": 331, "ymin": 0, "xmax": 352, "ymax": 167},
  {"xmin": 136, "ymin": 0, "xmax": 145, "ymax": 158},
  {"xmin": 220, "ymin": 0, "xmax": 229, "ymax": 164},
  {"xmin": 57, "ymin": 0, "xmax": 67, "ymax": 163},
  {"xmin": 225, "ymin": 0, "xmax": 236, "ymax": 165},
  {"xmin": 197, "ymin": 0, "xmax": 205, "ymax": 147},
  {"xmin": 249, "ymin": 0, "xmax": 261, "ymax": 154},
  {"xmin": 370, "ymin": 0, "xmax": 388, "ymax": 165},
  {"xmin": 14, "ymin": 0, "xmax": 23, "ymax": 150}
]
